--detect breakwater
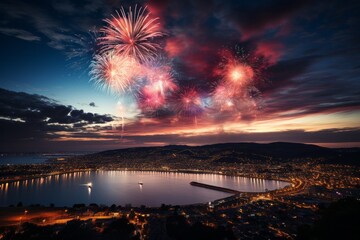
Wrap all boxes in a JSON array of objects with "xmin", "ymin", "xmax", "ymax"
[{"xmin": 190, "ymin": 181, "xmax": 240, "ymax": 194}]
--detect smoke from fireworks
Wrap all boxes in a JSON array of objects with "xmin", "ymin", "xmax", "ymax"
[{"xmin": 100, "ymin": 5, "xmax": 164, "ymax": 62}]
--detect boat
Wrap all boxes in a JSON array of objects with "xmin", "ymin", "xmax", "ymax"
[
  {"xmin": 87, "ymin": 182, "xmax": 92, "ymax": 188},
  {"xmin": 138, "ymin": 181, "xmax": 143, "ymax": 186}
]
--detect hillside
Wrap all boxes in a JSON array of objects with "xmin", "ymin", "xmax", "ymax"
[{"xmin": 86, "ymin": 142, "xmax": 359, "ymax": 166}]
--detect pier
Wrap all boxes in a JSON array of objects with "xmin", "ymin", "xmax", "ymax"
[{"xmin": 190, "ymin": 181, "xmax": 241, "ymax": 194}]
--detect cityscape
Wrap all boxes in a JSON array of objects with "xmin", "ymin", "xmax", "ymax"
[
  {"xmin": 0, "ymin": 143, "xmax": 359, "ymax": 239},
  {"xmin": 0, "ymin": 0, "xmax": 360, "ymax": 239}
]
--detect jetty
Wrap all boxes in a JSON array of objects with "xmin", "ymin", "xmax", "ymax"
[{"xmin": 190, "ymin": 181, "xmax": 241, "ymax": 194}]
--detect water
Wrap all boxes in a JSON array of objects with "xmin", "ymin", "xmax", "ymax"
[
  {"xmin": 0, "ymin": 153, "xmax": 89, "ymax": 165},
  {"xmin": 0, "ymin": 154, "xmax": 49, "ymax": 165},
  {"xmin": 0, "ymin": 171, "xmax": 290, "ymax": 207}
]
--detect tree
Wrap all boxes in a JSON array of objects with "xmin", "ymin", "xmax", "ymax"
[{"xmin": 297, "ymin": 198, "xmax": 360, "ymax": 240}]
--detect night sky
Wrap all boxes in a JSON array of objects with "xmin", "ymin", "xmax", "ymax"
[{"xmin": 0, "ymin": 0, "xmax": 359, "ymax": 152}]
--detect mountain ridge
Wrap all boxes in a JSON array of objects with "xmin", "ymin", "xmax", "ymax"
[{"xmin": 90, "ymin": 142, "xmax": 359, "ymax": 165}]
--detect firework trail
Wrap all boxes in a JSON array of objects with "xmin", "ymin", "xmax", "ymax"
[
  {"xmin": 116, "ymin": 101, "xmax": 126, "ymax": 138},
  {"xmin": 100, "ymin": 5, "xmax": 165, "ymax": 62},
  {"xmin": 89, "ymin": 51, "xmax": 142, "ymax": 94}
]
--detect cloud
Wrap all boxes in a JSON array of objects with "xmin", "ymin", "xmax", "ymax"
[
  {"xmin": 0, "ymin": 88, "xmax": 114, "ymax": 150},
  {"xmin": 255, "ymin": 41, "xmax": 284, "ymax": 65},
  {"xmin": 260, "ymin": 56, "xmax": 317, "ymax": 95},
  {"xmin": 121, "ymin": 128, "xmax": 360, "ymax": 146},
  {"xmin": 89, "ymin": 102, "xmax": 96, "ymax": 107},
  {"xmin": 0, "ymin": 0, "xmax": 114, "ymax": 51},
  {"xmin": 10, "ymin": 126, "xmax": 358, "ymax": 152},
  {"xmin": 259, "ymin": 53, "xmax": 360, "ymax": 118},
  {"xmin": 223, "ymin": 0, "xmax": 312, "ymax": 39},
  {"xmin": 1, "ymin": 88, "xmax": 358, "ymax": 152},
  {"xmin": 0, "ymin": 27, "xmax": 41, "ymax": 41},
  {"xmin": 51, "ymin": 0, "xmax": 76, "ymax": 14},
  {"xmin": 0, "ymin": 88, "xmax": 113, "ymax": 124}
]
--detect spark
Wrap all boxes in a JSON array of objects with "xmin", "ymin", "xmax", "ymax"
[
  {"xmin": 211, "ymin": 84, "xmax": 237, "ymax": 112},
  {"xmin": 174, "ymin": 87, "xmax": 204, "ymax": 117},
  {"xmin": 138, "ymin": 92, "xmax": 165, "ymax": 111},
  {"xmin": 66, "ymin": 28, "xmax": 101, "ymax": 72},
  {"xmin": 228, "ymin": 64, "xmax": 254, "ymax": 85},
  {"xmin": 219, "ymin": 52, "xmax": 255, "ymax": 87},
  {"xmin": 89, "ymin": 51, "xmax": 142, "ymax": 94},
  {"xmin": 210, "ymin": 45, "xmax": 266, "ymax": 117},
  {"xmin": 143, "ymin": 61, "xmax": 177, "ymax": 96},
  {"xmin": 100, "ymin": 5, "xmax": 165, "ymax": 62},
  {"xmin": 137, "ymin": 59, "xmax": 178, "ymax": 113}
]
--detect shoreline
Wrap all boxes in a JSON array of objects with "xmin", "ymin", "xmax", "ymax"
[
  {"xmin": 0, "ymin": 167, "xmax": 293, "ymax": 187},
  {"xmin": 0, "ymin": 168, "xmax": 302, "ymax": 208}
]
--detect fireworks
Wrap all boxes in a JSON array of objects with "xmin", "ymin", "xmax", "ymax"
[
  {"xmin": 90, "ymin": 6, "xmax": 173, "ymax": 112},
  {"xmin": 174, "ymin": 87, "xmax": 204, "ymax": 117},
  {"xmin": 138, "ymin": 91, "xmax": 165, "ymax": 111},
  {"xmin": 85, "ymin": 4, "xmax": 267, "ymax": 126},
  {"xmin": 211, "ymin": 46, "xmax": 265, "ymax": 116},
  {"xmin": 211, "ymin": 84, "xmax": 237, "ymax": 111},
  {"xmin": 137, "ymin": 59, "xmax": 178, "ymax": 112},
  {"xmin": 143, "ymin": 60, "xmax": 177, "ymax": 95},
  {"xmin": 215, "ymin": 46, "xmax": 256, "ymax": 88},
  {"xmin": 226, "ymin": 64, "xmax": 254, "ymax": 86},
  {"xmin": 100, "ymin": 5, "xmax": 164, "ymax": 62},
  {"xmin": 89, "ymin": 51, "xmax": 142, "ymax": 94}
]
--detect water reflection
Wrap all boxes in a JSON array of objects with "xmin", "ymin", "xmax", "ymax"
[{"xmin": 0, "ymin": 171, "xmax": 289, "ymax": 207}]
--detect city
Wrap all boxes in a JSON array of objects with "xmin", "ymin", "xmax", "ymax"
[{"xmin": 0, "ymin": 143, "xmax": 359, "ymax": 239}]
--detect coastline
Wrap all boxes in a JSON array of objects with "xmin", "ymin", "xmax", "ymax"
[{"xmin": 0, "ymin": 167, "xmax": 302, "ymax": 208}]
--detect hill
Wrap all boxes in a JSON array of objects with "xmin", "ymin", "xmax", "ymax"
[{"xmin": 88, "ymin": 142, "xmax": 359, "ymax": 166}]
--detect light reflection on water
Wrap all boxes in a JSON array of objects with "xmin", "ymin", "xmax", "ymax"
[{"xmin": 0, "ymin": 171, "xmax": 289, "ymax": 207}]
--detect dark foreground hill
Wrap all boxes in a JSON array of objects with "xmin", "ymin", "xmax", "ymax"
[{"xmin": 90, "ymin": 142, "xmax": 359, "ymax": 166}]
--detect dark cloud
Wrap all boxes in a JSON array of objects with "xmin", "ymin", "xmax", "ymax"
[
  {"xmin": 89, "ymin": 102, "xmax": 96, "ymax": 107},
  {"xmin": 1, "ymin": 85, "xmax": 358, "ymax": 152},
  {"xmin": 261, "ymin": 55, "xmax": 360, "ymax": 118},
  {"xmin": 223, "ymin": 0, "xmax": 313, "ymax": 38},
  {"xmin": 0, "ymin": 27, "xmax": 41, "ymax": 41},
  {"xmin": 260, "ymin": 56, "xmax": 317, "ymax": 94},
  {"xmin": 0, "ymin": 88, "xmax": 113, "ymax": 124},
  {"xmin": 122, "ymin": 128, "xmax": 360, "ymax": 146},
  {"xmin": 5, "ymin": 127, "xmax": 358, "ymax": 152},
  {"xmin": 0, "ymin": 88, "xmax": 114, "ymax": 151},
  {"xmin": 0, "ymin": 0, "xmax": 115, "ymax": 51}
]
